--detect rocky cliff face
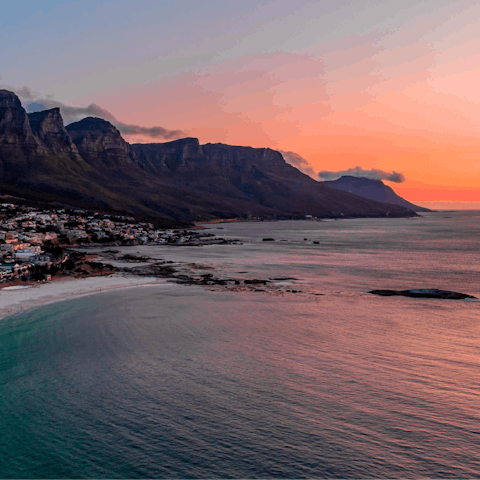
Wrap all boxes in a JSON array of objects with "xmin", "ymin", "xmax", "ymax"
[
  {"xmin": 0, "ymin": 89, "xmax": 418, "ymax": 221},
  {"xmin": 66, "ymin": 117, "xmax": 136, "ymax": 172},
  {"xmin": 132, "ymin": 140, "xmax": 288, "ymax": 174},
  {"xmin": 28, "ymin": 108, "xmax": 79, "ymax": 154},
  {"xmin": 0, "ymin": 92, "xmax": 108, "ymax": 207},
  {"xmin": 133, "ymin": 137, "xmax": 204, "ymax": 173},
  {"xmin": 0, "ymin": 90, "xmax": 38, "ymax": 147},
  {"xmin": 0, "ymin": 90, "xmax": 40, "ymax": 184},
  {"xmin": 132, "ymin": 139, "xmax": 306, "ymax": 204},
  {"xmin": 201, "ymin": 143, "xmax": 286, "ymax": 170}
]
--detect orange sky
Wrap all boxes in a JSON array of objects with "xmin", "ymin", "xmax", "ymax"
[
  {"xmin": 77, "ymin": 47, "xmax": 479, "ymax": 207},
  {"xmin": 5, "ymin": 1, "xmax": 479, "ymax": 207},
  {"xmin": 70, "ymin": 10, "xmax": 480, "ymax": 208}
]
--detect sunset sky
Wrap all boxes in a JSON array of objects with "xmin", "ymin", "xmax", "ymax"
[{"xmin": 2, "ymin": 0, "xmax": 480, "ymax": 208}]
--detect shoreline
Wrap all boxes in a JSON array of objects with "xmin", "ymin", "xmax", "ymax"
[{"xmin": 0, "ymin": 274, "xmax": 176, "ymax": 320}]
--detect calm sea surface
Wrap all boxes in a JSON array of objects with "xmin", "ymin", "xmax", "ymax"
[{"xmin": 1, "ymin": 212, "xmax": 479, "ymax": 478}]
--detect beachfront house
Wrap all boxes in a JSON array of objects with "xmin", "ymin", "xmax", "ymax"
[
  {"xmin": 32, "ymin": 254, "xmax": 54, "ymax": 266},
  {"xmin": 14, "ymin": 246, "xmax": 42, "ymax": 261},
  {"xmin": 0, "ymin": 263, "xmax": 21, "ymax": 277}
]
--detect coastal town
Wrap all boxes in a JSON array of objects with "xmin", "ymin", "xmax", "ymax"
[
  {"xmin": 0, "ymin": 200, "xmax": 313, "ymax": 320},
  {"xmin": 0, "ymin": 201, "xmax": 302, "ymax": 297},
  {"xmin": 0, "ymin": 202, "xmax": 223, "ymax": 284}
]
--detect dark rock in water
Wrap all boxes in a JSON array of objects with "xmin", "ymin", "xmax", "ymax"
[
  {"xmin": 369, "ymin": 289, "xmax": 476, "ymax": 300},
  {"xmin": 313, "ymin": 241, "xmax": 319, "ymax": 244},
  {"xmin": 128, "ymin": 263, "xmax": 177, "ymax": 276},
  {"xmin": 119, "ymin": 254, "xmax": 150, "ymax": 262},
  {"xmin": 263, "ymin": 238, "xmax": 275, "ymax": 241},
  {"xmin": 244, "ymin": 279, "xmax": 270, "ymax": 285}
]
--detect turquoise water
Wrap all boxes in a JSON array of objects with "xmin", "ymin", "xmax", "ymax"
[{"xmin": 1, "ymin": 213, "xmax": 480, "ymax": 478}]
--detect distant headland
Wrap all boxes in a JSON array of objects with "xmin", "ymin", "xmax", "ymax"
[{"xmin": 322, "ymin": 176, "xmax": 430, "ymax": 212}]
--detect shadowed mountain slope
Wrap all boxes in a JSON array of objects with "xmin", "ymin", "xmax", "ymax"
[
  {"xmin": 0, "ymin": 92, "xmax": 102, "ymax": 204},
  {"xmin": 0, "ymin": 90, "xmax": 417, "ymax": 221},
  {"xmin": 131, "ymin": 139, "xmax": 417, "ymax": 219},
  {"xmin": 323, "ymin": 176, "xmax": 430, "ymax": 212}
]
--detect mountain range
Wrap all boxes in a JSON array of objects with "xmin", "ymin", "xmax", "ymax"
[
  {"xmin": 323, "ymin": 176, "xmax": 430, "ymax": 212},
  {"xmin": 0, "ymin": 89, "xmax": 417, "ymax": 222}
]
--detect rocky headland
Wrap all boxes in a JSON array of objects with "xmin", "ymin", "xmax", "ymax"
[{"xmin": 323, "ymin": 176, "xmax": 430, "ymax": 212}]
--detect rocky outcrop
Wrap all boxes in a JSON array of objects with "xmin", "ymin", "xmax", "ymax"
[
  {"xmin": 132, "ymin": 139, "xmax": 286, "ymax": 174},
  {"xmin": 201, "ymin": 143, "xmax": 285, "ymax": 169},
  {"xmin": 0, "ymin": 90, "xmax": 39, "ymax": 183},
  {"xmin": 0, "ymin": 93, "xmax": 116, "ymax": 210},
  {"xmin": 323, "ymin": 176, "xmax": 431, "ymax": 212},
  {"xmin": 369, "ymin": 289, "xmax": 476, "ymax": 299},
  {"xmin": 0, "ymin": 90, "xmax": 38, "ymax": 147},
  {"xmin": 66, "ymin": 117, "xmax": 136, "ymax": 172},
  {"xmin": 133, "ymin": 137, "xmax": 204, "ymax": 173},
  {"xmin": 28, "ymin": 108, "xmax": 79, "ymax": 154}
]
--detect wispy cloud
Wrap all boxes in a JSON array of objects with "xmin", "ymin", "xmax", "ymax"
[
  {"xmin": 319, "ymin": 166, "xmax": 405, "ymax": 183},
  {"xmin": 1, "ymin": 83, "xmax": 184, "ymax": 141},
  {"xmin": 278, "ymin": 150, "xmax": 317, "ymax": 178}
]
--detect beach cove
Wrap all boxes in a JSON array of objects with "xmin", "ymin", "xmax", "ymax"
[{"xmin": 0, "ymin": 274, "xmax": 175, "ymax": 320}]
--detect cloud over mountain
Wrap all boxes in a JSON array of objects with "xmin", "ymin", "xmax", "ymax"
[
  {"xmin": 278, "ymin": 150, "xmax": 317, "ymax": 179},
  {"xmin": 1, "ymin": 83, "xmax": 184, "ymax": 141},
  {"xmin": 318, "ymin": 166, "xmax": 405, "ymax": 183}
]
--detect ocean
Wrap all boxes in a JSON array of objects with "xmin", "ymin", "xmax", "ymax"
[{"xmin": 1, "ymin": 212, "xmax": 479, "ymax": 478}]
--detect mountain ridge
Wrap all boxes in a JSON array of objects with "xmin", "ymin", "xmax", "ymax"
[{"xmin": 0, "ymin": 89, "xmax": 417, "ymax": 222}]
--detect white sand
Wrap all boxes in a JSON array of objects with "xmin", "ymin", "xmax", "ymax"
[{"xmin": 0, "ymin": 274, "xmax": 175, "ymax": 320}]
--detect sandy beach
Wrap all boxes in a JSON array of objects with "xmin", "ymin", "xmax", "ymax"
[{"xmin": 0, "ymin": 274, "xmax": 176, "ymax": 320}]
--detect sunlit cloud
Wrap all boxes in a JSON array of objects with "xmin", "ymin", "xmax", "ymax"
[
  {"xmin": 319, "ymin": 166, "xmax": 405, "ymax": 183},
  {"xmin": 1, "ymin": 83, "xmax": 184, "ymax": 140},
  {"xmin": 278, "ymin": 150, "xmax": 317, "ymax": 178}
]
